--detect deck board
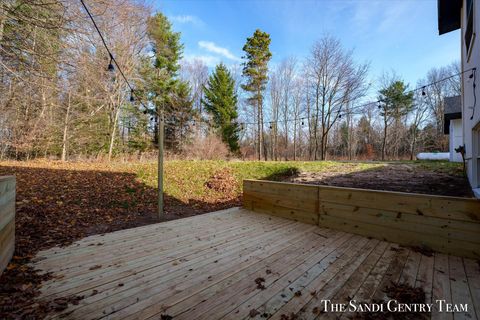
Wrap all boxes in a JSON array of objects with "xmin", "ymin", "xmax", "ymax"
[{"xmin": 32, "ymin": 207, "xmax": 480, "ymax": 320}]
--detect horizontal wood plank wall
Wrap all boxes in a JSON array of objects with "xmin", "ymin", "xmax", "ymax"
[
  {"xmin": 243, "ymin": 180, "xmax": 319, "ymax": 225},
  {"xmin": 0, "ymin": 176, "xmax": 15, "ymax": 276},
  {"xmin": 243, "ymin": 180, "xmax": 480, "ymax": 259}
]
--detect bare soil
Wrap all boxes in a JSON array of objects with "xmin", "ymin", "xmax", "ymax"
[{"xmin": 287, "ymin": 163, "xmax": 474, "ymax": 198}]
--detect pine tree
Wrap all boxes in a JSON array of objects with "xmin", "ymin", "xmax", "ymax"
[
  {"xmin": 378, "ymin": 80, "xmax": 414, "ymax": 160},
  {"xmin": 242, "ymin": 29, "xmax": 272, "ymax": 160},
  {"xmin": 140, "ymin": 12, "xmax": 194, "ymax": 151},
  {"xmin": 202, "ymin": 63, "xmax": 240, "ymax": 153}
]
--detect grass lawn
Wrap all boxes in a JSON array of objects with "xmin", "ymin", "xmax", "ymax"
[{"xmin": 0, "ymin": 159, "xmax": 466, "ymax": 206}]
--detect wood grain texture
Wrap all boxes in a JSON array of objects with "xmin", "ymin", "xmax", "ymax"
[
  {"xmin": 243, "ymin": 179, "xmax": 480, "ymax": 259},
  {"xmin": 32, "ymin": 208, "xmax": 479, "ymax": 320},
  {"xmin": 0, "ymin": 175, "xmax": 15, "ymax": 275}
]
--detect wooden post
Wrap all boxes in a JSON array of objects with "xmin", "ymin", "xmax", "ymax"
[
  {"xmin": 0, "ymin": 176, "xmax": 15, "ymax": 276},
  {"xmin": 157, "ymin": 109, "xmax": 164, "ymax": 219}
]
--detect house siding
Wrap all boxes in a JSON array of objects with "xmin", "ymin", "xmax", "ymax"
[
  {"xmin": 461, "ymin": 0, "xmax": 480, "ymax": 189},
  {"xmin": 450, "ymin": 119, "xmax": 464, "ymax": 162}
]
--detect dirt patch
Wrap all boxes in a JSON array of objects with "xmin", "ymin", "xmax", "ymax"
[{"xmin": 288, "ymin": 163, "xmax": 473, "ymax": 197}]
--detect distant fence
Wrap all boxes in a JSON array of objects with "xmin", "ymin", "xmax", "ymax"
[
  {"xmin": 0, "ymin": 176, "xmax": 15, "ymax": 275},
  {"xmin": 243, "ymin": 179, "xmax": 480, "ymax": 259}
]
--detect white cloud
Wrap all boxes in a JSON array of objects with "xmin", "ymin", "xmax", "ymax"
[
  {"xmin": 169, "ymin": 15, "xmax": 204, "ymax": 26},
  {"xmin": 182, "ymin": 54, "xmax": 220, "ymax": 68},
  {"xmin": 198, "ymin": 41, "xmax": 241, "ymax": 62}
]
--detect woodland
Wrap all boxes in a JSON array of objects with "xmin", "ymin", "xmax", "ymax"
[{"xmin": 0, "ymin": 0, "xmax": 461, "ymax": 162}]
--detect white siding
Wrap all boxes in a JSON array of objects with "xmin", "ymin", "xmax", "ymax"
[
  {"xmin": 461, "ymin": 0, "xmax": 480, "ymax": 188},
  {"xmin": 450, "ymin": 119, "xmax": 464, "ymax": 162}
]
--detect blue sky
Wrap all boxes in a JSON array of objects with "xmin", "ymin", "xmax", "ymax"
[{"xmin": 154, "ymin": 0, "xmax": 459, "ymax": 95}]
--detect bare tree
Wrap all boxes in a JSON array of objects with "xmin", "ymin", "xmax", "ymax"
[
  {"xmin": 291, "ymin": 77, "xmax": 304, "ymax": 160},
  {"xmin": 408, "ymin": 90, "xmax": 430, "ymax": 160},
  {"xmin": 278, "ymin": 57, "xmax": 296, "ymax": 160},
  {"xmin": 269, "ymin": 70, "xmax": 281, "ymax": 160},
  {"xmin": 304, "ymin": 36, "xmax": 369, "ymax": 160},
  {"xmin": 181, "ymin": 59, "xmax": 208, "ymax": 115}
]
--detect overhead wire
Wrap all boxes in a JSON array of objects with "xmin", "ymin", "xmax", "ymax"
[
  {"xmin": 78, "ymin": 0, "xmax": 153, "ymax": 115},
  {"xmin": 8, "ymin": 0, "xmax": 477, "ymax": 129}
]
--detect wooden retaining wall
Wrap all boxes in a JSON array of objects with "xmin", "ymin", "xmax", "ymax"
[
  {"xmin": 0, "ymin": 176, "xmax": 15, "ymax": 275},
  {"xmin": 243, "ymin": 179, "xmax": 480, "ymax": 259}
]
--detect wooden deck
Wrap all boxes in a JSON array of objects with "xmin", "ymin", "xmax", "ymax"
[{"xmin": 32, "ymin": 207, "xmax": 480, "ymax": 320}]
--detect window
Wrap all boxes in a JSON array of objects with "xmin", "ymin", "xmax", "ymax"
[{"xmin": 465, "ymin": 0, "xmax": 475, "ymax": 54}]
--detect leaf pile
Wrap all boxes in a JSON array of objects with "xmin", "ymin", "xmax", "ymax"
[{"xmin": 204, "ymin": 168, "xmax": 237, "ymax": 198}]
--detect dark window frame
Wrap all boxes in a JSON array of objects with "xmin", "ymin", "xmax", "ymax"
[{"xmin": 465, "ymin": 0, "xmax": 475, "ymax": 56}]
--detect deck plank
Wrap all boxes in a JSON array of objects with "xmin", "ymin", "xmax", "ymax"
[
  {"xmin": 29, "ymin": 207, "xmax": 479, "ymax": 320},
  {"xmin": 464, "ymin": 258, "xmax": 480, "ymax": 319},
  {"xmin": 432, "ymin": 253, "xmax": 453, "ymax": 320},
  {"xmin": 48, "ymin": 219, "xmax": 313, "ymax": 319},
  {"xmin": 449, "ymin": 256, "xmax": 477, "ymax": 320}
]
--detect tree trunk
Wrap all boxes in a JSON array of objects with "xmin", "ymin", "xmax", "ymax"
[
  {"xmin": 381, "ymin": 115, "xmax": 388, "ymax": 161},
  {"xmin": 293, "ymin": 119, "xmax": 297, "ymax": 160},
  {"xmin": 410, "ymin": 127, "xmax": 417, "ymax": 160},
  {"xmin": 284, "ymin": 106, "xmax": 288, "ymax": 161},
  {"xmin": 108, "ymin": 104, "xmax": 120, "ymax": 161},
  {"xmin": 257, "ymin": 100, "xmax": 261, "ymax": 161},
  {"xmin": 259, "ymin": 95, "xmax": 265, "ymax": 161},
  {"xmin": 0, "ymin": 3, "xmax": 5, "ymax": 46},
  {"xmin": 61, "ymin": 92, "xmax": 71, "ymax": 161}
]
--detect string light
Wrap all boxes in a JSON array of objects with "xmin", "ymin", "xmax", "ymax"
[
  {"xmin": 200, "ymin": 66, "xmax": 474, "ymax": 130},
  {"xmin": 107, "ymin": 56, "xmax": 114, "ymax": 72},
  {"xmin": 78, "ymin": 0, "xmax": 475, "ymax": 128},
  {"xmin": 79, "ymin": 0, "xmax": 153, "ymax": 115}
]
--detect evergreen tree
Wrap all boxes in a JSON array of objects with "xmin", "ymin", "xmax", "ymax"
[
  {"xmin": 140, "ymin": 12, "xmax": 194, "ymax": 151},
  {"xmin": 202, "ymin": 63, "xmax": 240, "ymax": 153},
  {"xmin": 242, "ymin": 29, "xmax": 272, "ymax": 160},
  {"xmin": 378, "ymin": 80, "xmax": 414, "ymax": 160}
]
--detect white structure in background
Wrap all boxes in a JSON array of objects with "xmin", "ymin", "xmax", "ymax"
[
  {"xmin": 443, "ymin": 96, "xmax": 464, "ymax": 162},
  {"xmin": 438, "ymin": 0, "xmax": 480, "ymax": 197},
  {"xmin": 417, "ymin": 152, "xmax": 450, "ymax": 160}
]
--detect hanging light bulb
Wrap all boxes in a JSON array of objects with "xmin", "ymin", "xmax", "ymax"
[
  {"xmin": 422, "ymin": 86, "xmax": 426, "ymax": 96},
  {"xmin": 469, "ymin": 69, "xmax": 475, "ymax": 78},
  {"xmin": 107, "ymin": 56, "xmax": 114, "ymax": 72},
  {"xmin": 301, "ymin": 120, "xmax": 304, "ymax": 126},
  {"xmin": 338, "ymin": 114, "xmax": 342, "ymax": 119},
  {"xmin": 269, "ymin": 123, "xmax": 273, "ymax": 129},
  {"xmin": 378, "ymin": 102, "xmax": 382, "ymax": 109},
  {"xmin": 130, "ymin": 89, "xmax": 135, "ymax": 102}
]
